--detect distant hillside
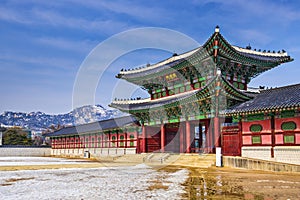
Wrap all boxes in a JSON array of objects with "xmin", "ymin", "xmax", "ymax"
[{"xmin": 0, "ymin": 105, "xmax": 126, "ymax": 131}]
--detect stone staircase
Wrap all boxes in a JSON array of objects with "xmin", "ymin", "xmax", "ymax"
[
  {"xmin": 143, "ymin": 153, "xmax": 171, "ymax": 163},
  {"xmin": 110, "ymin": 153, "xmax": 216, "ymax": 168},
  {"xmin": 169, "ymin": 154, "xmax": 216, "ymax": 168},
  {"xmin": 113, "ymin": 154, "xmax": 149, "ymax": 163}
]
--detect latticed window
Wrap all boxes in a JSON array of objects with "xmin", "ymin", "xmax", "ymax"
[
  {"xmin": 120, "ymin": 135, "xmax": 125, "ymax": 147},
  {"xmin": 91, "ymin": 138, "xmax": 94, "ymax": 148},
  {"xmin": 112, "ymin": 136, "xmax": 116, "ymax": 147},
  {"xmin": 104, "ymin": 135, "xmax": 108, "ymax": 147},
  {"xmin": 239, "ymin": 83, "xmax": 244, "ymax": 90},
  {"xmin": 281, "ymin": 121, "xmax": 296, "ymax": 131},
  {"xmin": 233, "ymin": 82, "xmax": 239, "ymax": 88},
  {"xmin": 284, "ymin": 135, "xmax": 295, "ymax": 143},
  {"xmin": 98, "ymin": 137, "xmax": 101, "ymax": 148},
  {"xmin": 179, "ymin": 86, "xmax": 185, "ymax": 93},
  {"xmin": 186, "ymin": 85, "xmax": 191, "ymax": 91},
  {"xmin": 129, "ymin": 134, "xmax": 135, "ymax": 147},
  {"xmin": 252, "ymin": 136, "xmax": 261, "ymax": 144},
  {"xmin": 194, "ymin": 82, "xmax": 200, "ymax": 89},
  {"xmin": 201, "ymin": 81, "xmax": 206, "ymax": 87},
  {"xmin": 85, "ymin": 138, "xmax": 89, "ymax": 148},
  {"xmin": 250, "ymin": 124, "xmax": 262, "ymax": 132}
]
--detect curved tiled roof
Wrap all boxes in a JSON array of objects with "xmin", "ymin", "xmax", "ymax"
[
  {"xmin": 226, "ymin": 83, "xmax": 300, "ymax": 114},
  {"xmin": 116, "ymin": 27, "xmax": 293, "ymax": 81},
  {"xmin": 117, "ymin": 47, "xmax": 200, "ymax": 79},
  {"xmin": 110, "ymin": 75, "xmax": 253, "ymax": 111},
  {"xmin": 45, "ymin": 116, "xmax": 139, "ymax": 137}
]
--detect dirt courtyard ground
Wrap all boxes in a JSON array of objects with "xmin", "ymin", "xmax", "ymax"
[
  {"xmin": 1, "ymin": 157, "xmax": 300, "ymax": 199},
  {"xmin": 180, "ymin": 166, "xmax": 300, "ymax": 200}
]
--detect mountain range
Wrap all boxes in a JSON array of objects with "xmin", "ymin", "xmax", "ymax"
[{"xmin": 0, "ymin": 105, "xmax": 126, "ymax": 132}]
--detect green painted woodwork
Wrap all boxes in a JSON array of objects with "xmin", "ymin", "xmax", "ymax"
[
  {"xmin": 252, "ymin": 136, "xmax": 261, "ymax": 144},
  {"xmin": 149, "ymin": 121, "xmax": 156, "ymax": 125},
  {"xmin": 186, "ymin": 85, "xmax": 191, "ymax": 91},
  {"xmin": 281, "ymin": 110, "xmax": 295, "ymax": 118},
  {"xmin": 281, "ymin": 121, "xmax": 296, "ymax": 130},
  {"xmin": 250, "ymin": 124, "xmax": 262, "ymax": 132},
  {"xmin": 174, "ymin": 83, "xmax": 184, "ymax": 88},
  {"xmin": 194, "ymin": 82, "xmax": 200, "ymax": 89},
  {"xmin": 247, "ymin": 114, "xmax": 264, "ymax": 121},
  {"xmin": 91, "ymin": 138, "xmax": 95, "ymax": 148},
  {"xmin": 162, "ymin": 91, "xmax": 167, "ymax": 97},
  {"xmin": 239, "ymin": 83, "xmax": 244, "ymax": 90},
  {"xmin": 169, "ymin": 89, "xmax": 174, "ymax": 95},
  {"xmin": 196, "ymin": 115, "xmax": 206, "ymax": 120},
  {"xmin": 284, "ymin": 135, "xmax": 295, "ymax": 143},
  {"xmin": 169, "ymin": 118, "xmax": 180, "ymax": 123},
  {"xmin": 232, "ymin": 115, "xmax": 240, "ymax": 123},
  {"xmin": 114, "ymin": 75, "xmax": 252, "ymax": 123},
  {"xmin": 233, "ymin": 82, "xmax": 238, "ymax": 88},
  {"xmin": 180, "ymin": 86, "xmax": 185, "ymax": 93}
]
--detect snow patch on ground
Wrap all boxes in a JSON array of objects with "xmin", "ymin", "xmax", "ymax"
[
  {"xmin": 0, "ymin": 157, "xmax": 91, "ymax": 166},
  {"xmin": 0, "ymin": 157, "xmax": 188, "ymax": 200}
]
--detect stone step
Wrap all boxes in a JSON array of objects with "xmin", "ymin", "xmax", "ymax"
[
  {"xmin": 113, "ymin": 154, "xmax": 148, "ymax": 163},
  {"xmin": 168, "ymin": 154, "xmax": 216, "ymax": 168}
]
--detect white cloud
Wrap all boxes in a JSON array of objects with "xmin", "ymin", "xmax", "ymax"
[
  {"xmin": 0, "ymin": 6, "xmax": 32, "ymax": 24},
  {"xmin": 198, "ymin": 0, "xmax": 300, "ymax": 23},
  {"xmin": 68, "ymin": 0, "xmax": 170, "ymax": 23},
  {"xmin": 0, "ymin": 53, "xmax": 77, "ymax": 72},
  {"xmin": 31, "ymin": 9, "xmax": 131, "ymax": 34},
  {"xmin": 35, "ymin": 37, "xmax": 97, "ymax": 54}
]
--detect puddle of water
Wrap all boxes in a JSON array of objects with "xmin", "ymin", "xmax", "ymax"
[{"xmin": 183, "ymin": 168, "xmax": 269, "ymax": 200}]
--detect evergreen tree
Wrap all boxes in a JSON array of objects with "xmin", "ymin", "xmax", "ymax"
[{"xmin": 3, "ymin": 128, "xmax": 33, "ymax": 145}]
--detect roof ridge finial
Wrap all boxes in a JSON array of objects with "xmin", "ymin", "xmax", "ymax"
[{"xmin": 215, "ymin": 25, "xmax": 220, "ymax": 33}]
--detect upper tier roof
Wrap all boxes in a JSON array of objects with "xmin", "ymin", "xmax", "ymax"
[
  {"xmin": 225, "ymin": 83, "xmax": 300, "ymax": 115},
  {"xmin": 117, "ymin": 26, "xmax": 293, "ymax": 80},
  {"xmin": 44, "ymin": 116, "xmax": 138, "ymax": 137}
]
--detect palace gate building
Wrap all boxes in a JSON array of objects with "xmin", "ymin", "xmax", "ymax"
[{"xmin": 47, "ymin": 27, "xmax": 300, "ymax": 164}]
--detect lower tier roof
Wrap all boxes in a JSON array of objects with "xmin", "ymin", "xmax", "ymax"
[
  {"xmin": 225, "ymin": 83, "xmax": 300, "ymax": 115},
  {"xmin": 45, "ymin": 115, "xmax": 139, "ymax": 137}
]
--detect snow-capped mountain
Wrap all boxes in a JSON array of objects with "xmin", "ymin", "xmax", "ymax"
[{"xmin": 0, "ymin": 105, "xmax": 125, "ymax": 131}]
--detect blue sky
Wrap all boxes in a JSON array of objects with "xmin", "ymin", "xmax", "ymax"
[{"xmin": 1, "ymin": 0, "xmax": 300, "ymax": 114}]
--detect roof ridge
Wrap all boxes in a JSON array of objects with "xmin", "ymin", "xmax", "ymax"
[{"xmin": 261, "ymin": 83, "xmax": 300, "ymax": 92}]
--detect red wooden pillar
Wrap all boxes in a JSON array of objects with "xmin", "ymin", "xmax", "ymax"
[
  {"xmin": 136, "ymin": 130, "xmax": 140, "ymax": 153},
  {"xmin": 207, "ymin": 120, "xmax": 213, "ymax": 153},
  {"xmin": 116, "ymin": 131, "xmax": 119, "ymax": 148},
  {"xmin": 271, "ymin": 114, "xmax": 275, "ymax": 158},
  {"xmin": 125, "ymin": 130, "xmax": 128, "ymax": 148},
  {"xmin": 214, "ymin": 117, "xmax": 220, "ymax": 148},
  {"xmin": 160, "ymin": 124, "xmax": 165, "ymax": 152},
  {"xmin": 238, "ymin": 118, "xmax": 243, "ymax": 156},
  {"xmin": 108, "ymin": 132, "xmax": 111, "ymax": 148},
  {"xmin": 186, "ymin": 121, "xmax": 191, "ymax": 153},
  {"xmin": 141, "ymin": 125, "xmax": 146, "ymax": 153},
  {"xmin": 180, "ymin": 124, "xmax": 184, "ymax": 153}
]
